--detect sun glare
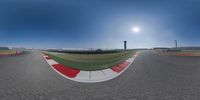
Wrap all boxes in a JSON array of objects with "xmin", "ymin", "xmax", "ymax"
[{"xmin": 132, "ymin": 27, "xmax": 140, "ymax": 33}]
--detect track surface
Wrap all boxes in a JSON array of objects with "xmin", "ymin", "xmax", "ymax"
[{"xmin": 0, "ymin": 50, "xmax": 200, "ymax": 100}]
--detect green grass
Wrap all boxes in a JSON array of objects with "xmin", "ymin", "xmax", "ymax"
[
  {"xmin": 174, "ymin": 51, "xmax": 200, "ymax": 55},
  {"xmin": 162, "ymin": 50, "xmax": 200, "ymax": 56},
  {"xmin": 44, "ymin": 51, "xmax": 135, "ymax": 71},
  {"xmin": 0, "ymin": 50, "xmax": 16, "ymax": 55}
]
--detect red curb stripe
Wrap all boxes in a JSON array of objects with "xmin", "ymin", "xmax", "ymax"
[
  {"xmin": 52, "ymin": 64, "xmax": 80, "ymax": 78},
  {"xmin": 111, "ymin": 61, "xmax": 130, "ymax": 73},
  {"xmin": 45, "ymin": 56, "xmax": 52, "ymax": 60}
]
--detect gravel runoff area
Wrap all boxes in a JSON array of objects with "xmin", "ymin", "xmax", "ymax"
[{"xmin": 0, "ymin": 50, "xmax": 18, "ymax": 55}]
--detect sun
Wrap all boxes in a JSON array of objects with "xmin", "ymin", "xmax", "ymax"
[{"xmin": 132, "ymin": 27, "xmax": 140, "ymax": 33}]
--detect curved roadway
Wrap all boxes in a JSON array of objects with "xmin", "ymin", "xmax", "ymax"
[{"xmin": 0, "ymin": 50, "xmax": 200, "ymax": 100}]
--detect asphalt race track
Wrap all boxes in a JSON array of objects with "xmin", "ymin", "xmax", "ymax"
[{"xmin": 0, "ymin": 50, "xmax": 200, "ymax": 100}]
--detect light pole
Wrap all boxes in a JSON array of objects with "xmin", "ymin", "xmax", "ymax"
[
  {"xmin": 175, "ymin": 40, "xmax": 177, "ymax": 49},
  {"xmin": 124, "ymin": 41, "xmax": 127, "ymax": 51}
]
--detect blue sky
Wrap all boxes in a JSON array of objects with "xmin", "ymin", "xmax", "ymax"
[{"xmin": 0, "ymin": 0, "xmax": 200, "ymax": 49}]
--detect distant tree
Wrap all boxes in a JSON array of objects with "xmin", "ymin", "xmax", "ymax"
[
  {"xmin": 96, "ymin": 49, "xmax": 102, "ymax": 52},
  {"xmin": 0, "ymin": 47, "xmax": 9, "ymax": 50}
]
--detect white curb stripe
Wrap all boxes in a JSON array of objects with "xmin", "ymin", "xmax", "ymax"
[
  {"xmin": 102, "ymin": 68, "xmax": 118, "ymax": 76},
  {"xmin": 74, "ymin": 71, "xmax": 90, "ymax": 81},
  {"xmin": 91, "ymin": 71, "xmax": 106, "ymax": 80},
  {"xmin": 126, "ymin": 57, "xmax": 135, "ymax": 63},
  {"xmin": 74, "ymin": 69, "xmax": 119, "ymax": 83},
  {"xmin": 47, "ymin": 59, "xmax": 59, "ymax": 65},
  {"xmin": 43, "ymin": 55, "xmax": 49, "ymax": 58}
]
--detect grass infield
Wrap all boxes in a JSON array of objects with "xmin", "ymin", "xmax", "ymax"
[
  {"xmin": 44, "ymin": 51, "xmax": 135, "ymax": 71},
  {"xmin": 175, "ymin": 51, "xmax": 200, "ymax": 54},
  {"xmin": 161, "ymin": 50, "xmax": 200, "ymax": 56}
]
